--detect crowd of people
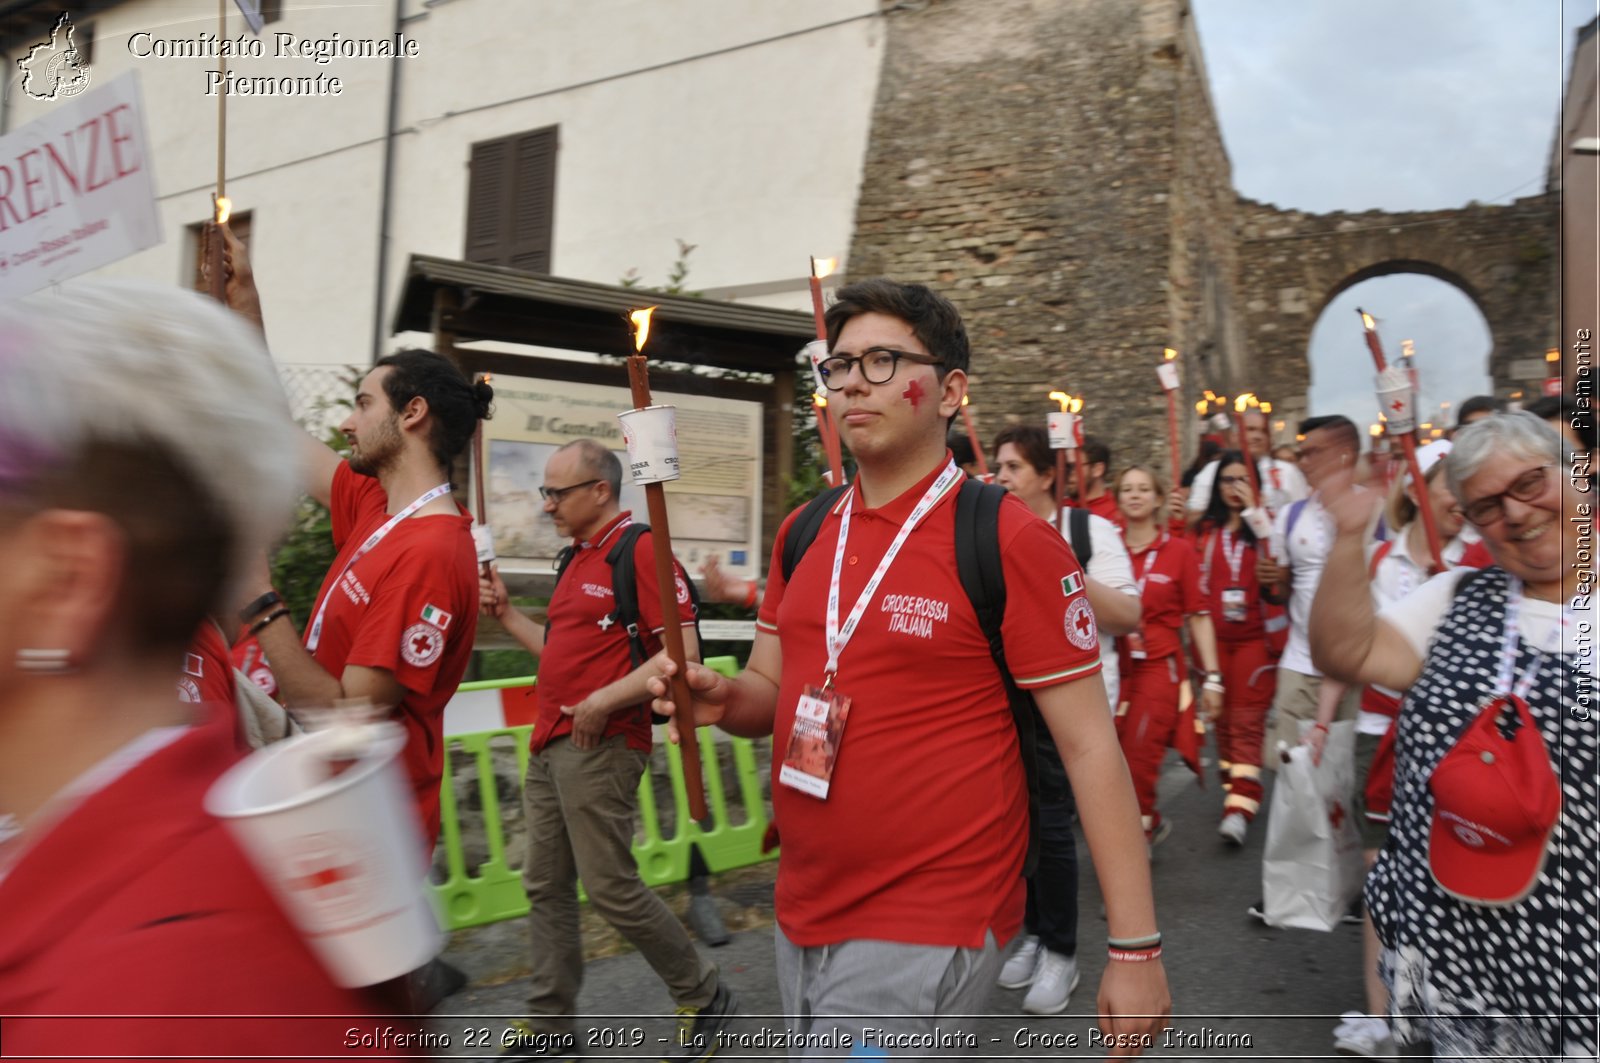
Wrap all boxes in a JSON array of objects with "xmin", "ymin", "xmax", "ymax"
[{"xmin": 0, "ymin": 261, "xmax": 1592, "ymax": 1062}]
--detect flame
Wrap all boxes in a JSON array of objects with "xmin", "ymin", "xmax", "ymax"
[
  {"xmin": 1401, "ymin": 339, "xmax": 1415, "ymax": 358},
  {"xmin": 629, "ymin": 307, "xmax": 656, "ymax": 353},
  {"xmin": 1234, "ymin": 392, "xmax": 1257, "ymax": 413},
  {"xmin": 1547, "ymin": 348, "xmax": 1561, "ymax": 362},
  {"xmin": 1163, "ymin": 347, "xmax": 1178, "ymax": 361},
  {"xmin": 1359, "ymin": 310, "xmax": 1376, "ymax": 331},
  {"xmin": 811, "ymin": 256, "xmax": 838, "ymax": 280},
  {"xmin": 813, "ymin": 392, "xmax": 828, "ymax": 409},
  {"xmin": 215, "ymin": 195, "xmax": 232, "ymax": 224},
  {"xmin": 1370, "ymin": 424, "xmax": 1382, "ymax": 437},
  {"xmin": 961, "ymin": 394, "xmax": 970, "ymax": 407},
  {"xmin": 1203, "ymin": 390, "xmax": 1216, "ymax": 402},
  {"xmin": 1259, "ymin": 400, "xmax": 1272, "ymax": 413},
  {"xmin": 1274, "ymin": 420, "xmax": 1286, "ymax": 432},
  {"xmin": 1048, "ymin": 390, "xmax": 1072, "ymax": 413},
  {"xmin": 1069, "ymin": 397, "xmax": 1084, "ymax": 414},
  {"xmin": 1194, "ymin": 399, "xmax": 1208, "ymax": 414}
]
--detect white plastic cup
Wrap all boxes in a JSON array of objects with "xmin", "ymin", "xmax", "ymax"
[
  {"xmin": 1374, "ymin": 367, "xmax": 1416, "ymax": 434},
  {"xmin": 1242, "ymin": 506, "xmax": 1274, "ymax": 541},
  {"xmin": 1155, "ymin": 362, "xmax": 1180, "ymax": 392},
  {"xmin": 1048, "ymin": 411, "xmax": 1078, "ymax": 450},
  {"xmin": 803, "ymin": 339, "xmax": 829, "ymax": 392},
  {"xmin": 472, "ymin": 522, "xmax": 496, "ymax": 564},
  {"xmin": 617, "ymin": 405, "xmax": 681, "ymax": 484},
  {"xmin": 204, "ymin": 722, "xmax": 441, "ymax": 987}
]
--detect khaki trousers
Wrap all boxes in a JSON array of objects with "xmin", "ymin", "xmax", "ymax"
[{"xmin": 521, "ymin": 734, "xmax": 717, "ymax": 1032}]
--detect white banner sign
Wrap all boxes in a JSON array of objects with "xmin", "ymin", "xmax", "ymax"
[{"xmin": 0, "ymin": 72, "xmax": 162, "ymax": 301}]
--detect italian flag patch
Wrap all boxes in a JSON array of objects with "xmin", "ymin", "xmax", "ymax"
[
  {"xmin": 1061, "ymin": 573, "xmax": 1084, "ymax": 597},
  {"xmin": 421, "ymin": 603, "xmax": 453, "ymax": 629}
]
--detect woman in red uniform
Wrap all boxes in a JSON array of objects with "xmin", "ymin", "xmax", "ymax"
[
  {"xmin": 1114, "ymin": 466, "xmax": 1223, "ymax": 849},
  {"xmin": 1192, "ymin": 450, "xmax": 1277, "ymax": 847}
]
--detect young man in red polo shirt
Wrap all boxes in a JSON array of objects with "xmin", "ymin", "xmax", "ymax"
[
  {"xmin": 481, "ymin": 439, "xmax": 733, "ymax": 1063},
  {"xmin": 650, "ymin": 279, "xmax": 1170, "ymax": 1051},
  {"xmin": 221, "ymin": 225, "xmax": 488, "ymax": 848}
]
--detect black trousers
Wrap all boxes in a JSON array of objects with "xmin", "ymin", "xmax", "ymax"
[{"xmin": 1022, "ymin": 743, "xmax": 1079, "ymax": 957}]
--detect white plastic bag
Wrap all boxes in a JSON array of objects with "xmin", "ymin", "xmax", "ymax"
[{"xmin": 1262, "ymin": 720, "xmax": 1365, "ymax": 931}]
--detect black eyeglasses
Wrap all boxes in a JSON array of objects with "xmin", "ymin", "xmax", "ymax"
[
  {"xmin": 817, "ymin": 347, "xmax": 943, "ymax": 391},
  {"xmin": 1459, "ymin": 464, "xmax": 1553, "ymax": 527},
  {"xmin": 539, "ymin": 479, "xmax": 600, "ymax": 503}
]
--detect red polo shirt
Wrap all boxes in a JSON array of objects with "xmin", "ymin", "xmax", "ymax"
[
  {"xmin": 756, "ymin": 459, "xmax": 1102, "ymax": 949},
  {"xmin": 182, "ymin": 621, "xmax": 242, "ymax": 747},
  {"xmin": 310, "ymin": 462, "xmax": 479, "ymax": 846},
  {"xmin": 531, "ymin": 513, "xmax": 696, "ymax": 754},
  {"xmin": 1195, "ymin": 526, "xmax": 1265, "ymax": 643},
  {"xmin": 1123, "ymin": 532, "xmax": 1204, "ymax": 660}
]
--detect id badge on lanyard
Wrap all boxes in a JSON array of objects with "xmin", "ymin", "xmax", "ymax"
[{"xmin": 777, "ymin": 461, "xmax": 963, "ymax": 800}]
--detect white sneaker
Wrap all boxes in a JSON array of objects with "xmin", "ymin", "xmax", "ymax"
[
  {"xmin": 1332, "ymin": 1011, "xmax": 1395, "ymax": 1058},
  {"xmin": 1021, "ymin": 950, "xmax": 1080, "ymax": 1015},
  {"xmin": 1218, "ymin": 812, "xmax": 1248, "ymax": 846},
  {"xmin": 997, "ymin": 934, "xmax": 1043, "ymax": 989}
]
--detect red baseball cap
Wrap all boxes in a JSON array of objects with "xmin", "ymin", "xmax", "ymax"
[{"xmin": 1428, "ymin": 695, "xmax": 1562, "ymax": 907}]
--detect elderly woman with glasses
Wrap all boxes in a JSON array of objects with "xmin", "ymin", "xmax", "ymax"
[{"xmin": 1308, "ymin": 412, "xmax": 1596, "ymax": 1060}]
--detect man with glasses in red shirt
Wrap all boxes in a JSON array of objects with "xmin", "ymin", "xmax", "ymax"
[
  {"xmin": 481, "ymin": 439, "xmax": 733, "ymax": 1063},
  {"xmin": 650, "ymin": 279, "xmax": 1170, "ymax": 1053}
]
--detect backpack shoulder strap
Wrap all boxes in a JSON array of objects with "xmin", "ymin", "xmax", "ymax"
[
  {"xmin": 605, "ymin": 523, "xmax": 653, "ymax": 665},
  {"xmin": 1283, "ymin": 498, "xmax": 1308, "ymax": 541},
  {"xmin": 781, "ymin": 484, "xmax": 850, "ymax": 583},
  {"xmin": 953, "ymin": 480, "xmax": 1043, "ymax": 877},
  {"xmin": 544, "ymin": 544, "xmax": 578, "ymax": 642},
  {"xmin": 1068, "ymin": 507, "xmax": 1093, "ymax": 570}
]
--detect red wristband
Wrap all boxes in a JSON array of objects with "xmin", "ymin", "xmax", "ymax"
[
  {"xmin": 1312, "ymin": 723, "xmax": 1330, "ymax": 734},
  {"xmin": 1107, "ymin": 946, "xmax": 1163, "ymax": 963}
]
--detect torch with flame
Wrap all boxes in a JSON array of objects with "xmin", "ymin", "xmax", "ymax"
[
  {"xmin": 471, "ymin": 372, "xmax": 496, "ymax": 577},
  {"xmin": 1159, "ymin": 348, "xmax": 1182, "ymax": 490},
  {"xmin": 1357, "ymin": 307, "xmax": 1445, "ymax": 571},
  {"xmin": 808, "ymin": 256, "xmax": 837, "ymax": 341},
  {"xmin": 1047, "ymin": 392, "xmax": 1086, "ymax": 525},
  {"xmin": 622, "ymin": 306, "xmax": 708, "ymax": 819}
]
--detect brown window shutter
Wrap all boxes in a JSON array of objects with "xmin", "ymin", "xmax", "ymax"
[
  {"xmin": 465, "ymin": 138, "xmax": 510, "ymax": 265},
  {"xmin": 508, "ymin": 127, "xmax": 556, "ymax": 273}
]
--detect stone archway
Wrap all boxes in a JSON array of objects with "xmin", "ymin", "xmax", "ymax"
[{"xmin": 1235, "ymin": 193, "xmax": 1559, "ymax": 427}]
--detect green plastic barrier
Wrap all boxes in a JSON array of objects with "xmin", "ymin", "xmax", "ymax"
[{"xmin": 431, "ymin": 655, "xmax": 776, "ymax": 931}]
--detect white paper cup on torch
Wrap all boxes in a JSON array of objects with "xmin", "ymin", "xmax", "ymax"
[
  {"xmin": 617, "ymin": 405, "xmax": 681, "ymax": 485},
  {"xmin": 204, "ymin": 722, "xmax": 441, "ymax": 987},
  {"xmin": 1374, "ymin": 367, "xmax": 1417, "ymax": 434},
  {"xmin": 471, "ymin": 523, "xmax": 496, "ymax": 564},
  {"xmin": 1156, "ymin": 362, "xmax": 1180, "ymax": 392},
  {"xmin": 803, "ymin": 339, "xmax": 830, "ymax": 393},
  {"xmin": 1048, "ymin": 411, "xmax": 1078, "ymax": 450},
  {"xmin": 1242, "ymin": 506, "xmax": 1275, "ymax": 541}
]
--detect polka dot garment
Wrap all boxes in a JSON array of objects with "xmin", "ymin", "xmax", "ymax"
[{"xmin": 1366, "ymin": 568, "xmax": 1598, "ymax": 1058}]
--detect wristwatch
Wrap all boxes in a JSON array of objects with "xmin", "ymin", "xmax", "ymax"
[{"xmin": 238, "ymin": 589, "xmax": 283, "ymax": 624}]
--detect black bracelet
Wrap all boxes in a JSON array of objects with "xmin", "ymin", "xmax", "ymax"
[
  {"xmin": 238, "ymin": 589, "xmax": 282, "ymax": 624},
  {"xmin": 248, "ymin": 607, "xmax": 291, "ymax": 637}
]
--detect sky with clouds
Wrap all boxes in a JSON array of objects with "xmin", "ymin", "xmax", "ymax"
[{"xmin": 1191, "ymin": 0, "xmax": 1592, "ymax": 434}]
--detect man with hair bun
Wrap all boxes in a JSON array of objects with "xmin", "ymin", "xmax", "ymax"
[{"xmin": 221, "ymin": 224, "xmax": 489, "ymax": 848}]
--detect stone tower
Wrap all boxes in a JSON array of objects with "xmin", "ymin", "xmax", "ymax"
[{"xmin": 847, "ymin": 0, "xmax": 1243, "ymax": 478}]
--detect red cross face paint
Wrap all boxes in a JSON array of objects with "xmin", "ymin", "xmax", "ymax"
[{"xmin": 902, "ymin": 378, "xmax": 926, "ymax": 409}]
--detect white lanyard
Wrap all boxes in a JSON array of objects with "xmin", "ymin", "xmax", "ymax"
[
  {"xmin": 1219, "ymin": 529, "xmax": 1245, "ymax": 585},
  {"xmin": 306, "ymin": 482, "xmax": 453, "ymax": 652},
  {"xmin": 824, "ymin": 461, "xmax": 963, "ymax": 680},
  {"xmin": 1495, "ymin": 576, "xmax": 1544, "ymax": 700},
  {"xmin": 1133, "ymin": 531, "xmax": 1168, "ymax": 595}
]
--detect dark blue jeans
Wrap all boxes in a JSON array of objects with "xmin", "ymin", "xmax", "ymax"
[{"xmin": 1022, "ymin": 742, "xmax": 1078, "ymax": 957}]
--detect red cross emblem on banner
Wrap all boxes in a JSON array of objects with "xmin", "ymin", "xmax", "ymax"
[{"xmin": 1389, "ymin": 399, "xmax": 1406, "ymax": 413}]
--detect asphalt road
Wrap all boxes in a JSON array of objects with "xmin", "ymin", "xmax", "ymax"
[{"xmin": 429, "ymin": 753, "xmax": 1370, "ymax": 1061}]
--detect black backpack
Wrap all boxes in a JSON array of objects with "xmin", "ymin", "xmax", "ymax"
[
  {"xmin": 550, "ymin": 522, "xmax": 700, "ymax": 724},
  {"xmin": 781, "ymin": 478, "xmax": 1078, "ymax": 877}
]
